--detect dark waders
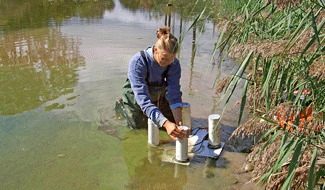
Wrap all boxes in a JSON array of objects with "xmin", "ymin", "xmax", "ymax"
[
  {"xmin": 115, "ymin": 51, "xmax": 175, "ymax": 129},
  {"xmin": 117, "ymin": 79, "xmax": 175, "ymax": 129}
]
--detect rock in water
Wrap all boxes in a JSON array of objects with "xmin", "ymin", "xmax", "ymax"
[{"xmin": 244, "ymin": 163, "xmax": 254, "ymax": 172}]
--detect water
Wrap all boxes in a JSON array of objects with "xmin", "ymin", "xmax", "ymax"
[{"xmin": 0, "ymin": 0, "xmax": 254, "ymax": 189}]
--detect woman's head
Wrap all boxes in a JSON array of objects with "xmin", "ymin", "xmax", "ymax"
[
  {"xmin": 155, "ymin": 26, "xmax": 179, "ymax": 54},
  {"xmin": 153, "ymin": 26, "xmax": 178, "ymax": 67}
]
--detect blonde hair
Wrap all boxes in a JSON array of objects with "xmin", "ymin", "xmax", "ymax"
[{"xmin": 155, "ymin": 26, "xmax": 179, "ymax": 54}]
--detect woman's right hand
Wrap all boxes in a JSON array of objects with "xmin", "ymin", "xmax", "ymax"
[{"xmin": 163, "ymin": 120, "xmax": 185, "ymax": 141}]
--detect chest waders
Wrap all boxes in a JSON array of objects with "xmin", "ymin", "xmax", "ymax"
[{"xmin": 118, "ymin": 51, "xmax": 175, "ymax": 129}]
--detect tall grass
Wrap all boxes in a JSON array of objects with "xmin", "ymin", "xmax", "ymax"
[{"xmin": 214, "ymin": 0, "xmax": 325, "ymax": 189}]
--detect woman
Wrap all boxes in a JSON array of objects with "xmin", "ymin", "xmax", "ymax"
[{"xmin": 119, "ymin": 26, "xmax": 185, "ymax": 140}]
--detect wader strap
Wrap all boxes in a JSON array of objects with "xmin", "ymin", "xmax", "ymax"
[{"xmin": 140, "ymin": 50, "xmax": 170, "ymax": 86}]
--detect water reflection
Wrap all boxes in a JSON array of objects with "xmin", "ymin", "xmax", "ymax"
[
  {"xmin": 203, "ymin": 157, "xmax": 218, "ymax": 178},
  {"xmin": 0, "ymin": 28, "xmax": 85, "ymax": 115},
  {"xmin": 119, "ymin": 0, "xmax": 212, "ymax": 18},
  {"xmin": 127, "ymin": 146, "xmax": 187, "ymax": 189},
  {"xmin": 0, "ymin": 0, "xmax": 116, "ymax": 115},
  {"xmin": 189, "ymin": 24, "xmax": 197, "ymax": 95},
  {"xmin": 0, "ymin": 0, "xmax": 115, "ymax": 31}
]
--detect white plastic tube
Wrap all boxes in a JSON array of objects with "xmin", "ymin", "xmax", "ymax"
[
  {"xmin": 208, "ymin": 114, "xmax": 221, "ymax": 148},
  {"xmin": 148, "ymin": 118, "xmax": 159, "ymax": 146},
  {"xmin": 175, "ymin": 126, "xmax": 189, "ymax": 162},
  {"xmin": 182, "ymin": 102, "xmax": 191, "ymax": 129}
]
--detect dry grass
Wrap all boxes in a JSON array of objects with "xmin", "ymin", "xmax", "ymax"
[
  {"xmin": 265, "ymin": 0, "xmax": 302, "ymax": 9},
  {"xmin": 215, "ymin": 76, "xmax": 231, "ymax": 94},
  {"xmin": 246, "ymin": 138, "xmax": 322, "ymax": 189},
  {"xmin": 230, "ymin": 101, "xmax": 325, "ymax": 189}
]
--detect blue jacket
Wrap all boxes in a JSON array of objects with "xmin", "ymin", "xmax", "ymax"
[{"xmin": 128, "ymin": 46, "xmax": 182, "ymax": 127}]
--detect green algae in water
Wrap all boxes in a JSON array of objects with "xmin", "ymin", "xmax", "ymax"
[
  {"xmin": 0, "ymin": 110, "xmax": 130, "ymax": 189},
  {"xmin": 45, "ymin": 103, "xmax": 66, "ymax": 111}
]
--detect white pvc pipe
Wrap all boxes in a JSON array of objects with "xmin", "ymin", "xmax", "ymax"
[
  {"xmin": 208, "ymin": 114, "xmax": 221, "ymax": 148},
  {"xmin": 175, "ymin": 125, "xmax": 189, "ymax": 162},
  {"xmin": 182, "ymin": 102, "xmax": 191, "ymax": 129},
  {"xmin": 148, "ymin": 118, "xmax": 159, "ymax": 146}
]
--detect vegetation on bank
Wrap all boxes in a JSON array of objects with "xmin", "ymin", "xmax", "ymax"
[{"xmin": 212, "ymin": 0, "xmax": 325, "ymax": 189}]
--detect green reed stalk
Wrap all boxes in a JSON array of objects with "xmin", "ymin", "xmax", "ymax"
[{"xmin": 210, "ymin": 0, "xmax": 325, "ymax": 188}]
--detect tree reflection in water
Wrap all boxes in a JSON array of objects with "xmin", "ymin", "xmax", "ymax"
[
  {"xmin": 0, "ymin": 0, "xmax": 115, "ymax": 115},
  {"xmin": 0, "ymin": 0, "xmax": 115, "ymax": 30},
  {"xmin": 0, "ymin": 28, "xmax": 85, "ymax": 115}
]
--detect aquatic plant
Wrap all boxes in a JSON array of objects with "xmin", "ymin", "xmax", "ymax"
[{"xmin": 213, "ymin": 0, "xmax": 325, "ymax": 189}]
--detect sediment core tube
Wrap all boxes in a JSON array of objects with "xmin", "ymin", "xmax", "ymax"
[
  {"xmin": 175, "ymin": 125, "xmax": 189, "ymax": 162},
  {"xmin": 148, "ymin": 118, "xmax": 159, "ymax": 146},
  {"xmin": 208, "ymin": 114, "xmax": 221, "ymax": 148}
]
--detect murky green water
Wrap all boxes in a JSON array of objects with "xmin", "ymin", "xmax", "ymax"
[{"xmin": 0, "ymin": 0, "xmax": 255, "ymax": 189}]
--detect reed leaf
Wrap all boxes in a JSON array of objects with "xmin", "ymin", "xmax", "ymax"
[
  {"xmin": 311, "ymin": 8, "xmax": 321, "ymax": 46},
  {"xmin": 303, "ymin": 32, "xmax": 318, "ymax": 53},
  {"xmin": 221, "ymin": 50, "xmax": 253, "ymax": 99},
  {"xmin": 260, "ymin": 136, "xmax": 298, "ymax": 183},
  {"xmin": 188, "ymin": 7, "xmax": 206, "ymax": 33},
  {"xmin": 281, "ymin": 140, "xmax": 304, "ymax": 190},
  {"xmin": 307, "ymin": 147, "xmax": 318, "ymax": 190},
  {"xmin": 266, "ymin": 17, "xmax": 287, "ymax": 34},
  {"xmin": 293, "ymin": 85, "xmax": 304, "ymax": 105},
  {"xmin": 265, "ymin": 81, "xmax": 271, "ymax": 112},
  {"xmin": 252, "ymin": 2, "xmax": 269, "ymax": 17},
  {"xmin": 275, "ymin": 64, "xmax": 290, "ymax": 106},
  {"xmin": 210, "ymin": 21, "xmax": 229, "ymax": 65},
  {"xmin": 315, "ymin": 167, "xmax": 325, "ymax": 188},
  {"xmin": 285, "ymin": 9, "xmax": 312, "ymax": 50},
  {"xmin": 236, "ymin": 50, "xmax": 254, "ymax": 77},
  {"xmin": 255, "ymin": 129, "xmax": 282, "ymax": 160},
  {"xmin": 262, "ymin": 59, "xmax": 275, "ymax": 98},
  {"xmin": 222, "ymin": 25, "xmax": 238, "ymax": 52},
  {"xmin": 255, "ymin": 115, "xmax": 278, "ymax": 126},
  {"xmin": 179, "ymin": 1, "xmax": 207, "ymax": 45},
  {"xmin": 215, "ymin": 51, "xmax": 253, "ymax": 126},
  {"xmin": 193, "ymin": 18, "xmax": 208, "ymax": 63},
  {"xmin": 318, "ymin": 0, "xmax": 325, "ymax": 7},
  {"xmin": 238, "ymin": 79, "xmax": 249, "ymax": 126}
]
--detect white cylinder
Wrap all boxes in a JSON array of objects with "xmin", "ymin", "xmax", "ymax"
[
  {"xmin": 175, "ymin": 126, "xmax": 189, "ymax": 162},
  {"xmin": 182, "ymin": 102, "xmax": 191, "ymax": 129},
  {"xmin": 208, "ymin": 114, "xmax": 221, "ymax": 148},
  {"xmin": 148, "ymin": 118, "xmax": 159, "ymax": 146}
]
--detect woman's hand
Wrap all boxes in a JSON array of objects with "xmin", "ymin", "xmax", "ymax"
[
  {"xmin": 163, "ymin": 120, "xmax": 185, "ymax": 141},
  {"xmin": 171, "ymin": 107, "xmax": 191, "ymax": 138}
]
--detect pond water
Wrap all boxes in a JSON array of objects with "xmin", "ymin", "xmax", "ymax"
[{"xmin": 0, "ymin": 0, "xmax": 256, "ymax": 189}]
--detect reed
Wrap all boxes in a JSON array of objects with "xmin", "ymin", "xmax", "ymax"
[{"xmin": 213, "ymin": 0, "xmax": 325, "ymax": 189}]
